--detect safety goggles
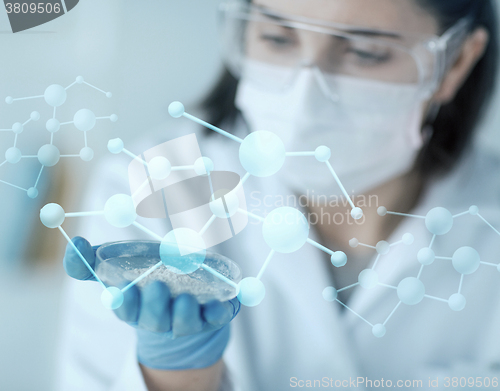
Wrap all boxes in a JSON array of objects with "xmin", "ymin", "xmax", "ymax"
[{"xmin": 218, "ymin": 0, "xmax": 472, "ymax": 99}]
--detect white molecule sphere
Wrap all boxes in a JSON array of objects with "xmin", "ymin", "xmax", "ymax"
[
  {"xmin": 358, "ymin": 269, "xmax": 379, "ymax": 289},
  {"xmin": 76, "ymin": 76, "xmax": 84, "ymax": 84},
  {"xmin": 322, "ymin": 286, "xmax": 338, "ymax": 302},
  {"xmin": 448, "ymin": 293, "xmax": 466, "ymax": 312},
  {"xmin": 237, "ymin": 277, "xmax": 265, "ymax": 307},
  {"xmin": 44, "ymin": 84, "xmax": 67, "ymax": 107},
  {"xmin": 402, "ymin": 233, "xmax": 414, "ymax": 245},
  {"xmin": 209, "ymin": 190, "xmax": 239, "ymax": 218},
  {"xmin": 314, "ymin": 146, "xmax": 331, "ymax": 162},
  {"xmin": 106, "ymin": 92, "xmax": 113, "ymax": 98},
  {"xmin": 349, "ymin": 238, "xmax": 359, "ymax": 248},
  {"xmin": 452, "ymin": 246, "xmax": 480, "ymax": 275},
  {"xmin": 331, "ymin": 251, "xmax": 347, "ymax": 267},
  {"xmin": 425, "ymin": 207, "xmax": 453, "ymax": 236},
  {"xmin": 108, "ymin": 138, "xmax": 124, "ymax": 154},
  {"xmin": 5, "ymin": 147, "xmax": 22, "ymax": 164},
  {"xmin": 27, "ymin": 187, "xmax": 39, "ymax": 199},
  {"xmin": 80, "ymin": 147, "xmax": 94, "ymax": 162},
  {"xmin": 377, "ymin": 206, "xmax": 388, "ymax": 216},
  {"xmin": 372, "ymin": 324, "xmax": 386, "ymax": 338},
  {"xmin": 5, "ymin": 96, "xmax": 13, "ymax": 104},
  {"xmin": 40, "ymin": 203, "xmax": 65, "ymax": 228},
  {"xmin": 110, "ymin": 114, "xmax": 118, "ymax": 122},
  {"xmin": 37, "ymin": 144, "xmax": 60, "ymax": 167},
  {"xmin": 74, "ymin": 109, "xmax": 96, "ymax": 131},
  {"xmin": 30, "ymin": 111, "xmax": 40, "ymax": 121},
  {"xmin": 239, "ymin": 131, "xmax": 286, "ymax": 177},
  {"xmin": 376, "ymin": 240, "xmax": 390, "ymax": 255},
  {"xmin": 12, "ymin": 122, "xmax": 23, "ymax": 134},
  {"xmin": 397, "ymin": 277, "xmax": 425, "ymax": 305},
  {"xmin": 148, "ymin": 156, "xmax": 172, "ymax": 180},
  {"xmin": 46, "ymin": 118, "xmax": 60, "ymax": 133},
  {"xmin": 194, "ymin": 157, "xmax": 214, "ymax": 176},
  {"xmin": 262, "ymin": 207, "xmax": 310, "ymax": 254},
  {"xmin": 160, "ymin": 228, "xmax": 206, "ymax": 274},
  {"xmin": 351, "ymin": 207, "xmax": 363, "ymax": 220},
  {"xmin": 168, "ymin": 101, "xmax": 185, "ymax": 118},
  {"xmin": 104, "ymin": 194, "xmax": 137, "ymax": 228},
  {"xmin": 469, "ymin": 205, "xmax": 479, "ymax": 215},
  {"xmin": 417, "ymin": 247, "xmax": 435, "ymax": 265},
  {"xmin": 101, "ymin": 287, "xmax": 124, "ymax": 310}
]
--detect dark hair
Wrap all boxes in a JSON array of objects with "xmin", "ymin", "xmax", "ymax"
[{"xmin": 202, "ymin": 0, "xmax": 498, "ymax": 176}]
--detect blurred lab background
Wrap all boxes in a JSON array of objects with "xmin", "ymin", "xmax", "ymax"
[{"xmin": 0, "ymin": 1, "xmax": 499, "ymax": 390}]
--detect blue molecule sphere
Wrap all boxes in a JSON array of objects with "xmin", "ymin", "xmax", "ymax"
[
  {"xmin": 377, "ymin": 206, "xmax": 388, "ymax": 216},
  {"xmin": 104, "ymin": 194, "xmax": 137, "ymax": 228},
  {"xmin": 448, "ymin": 293, "xmax": 466, "ymax": 311},
  {"xmin": 331, "ymin": 251, "xmax": 347, "ymax": 267},
  {"xmin": 12, "ymin": 122, "xmax": 23, "ymax": 134},
  {"xmin": 314, "ymin": 146, "xmax": 331, "ymax": 162},
  {"xmin": 349, "ymin": 238, "xmax": 359, "ymax": 248},
  {"xmin": 372, "ymin": 324, "xmax": 386, "ymax": 338},
  {"xmin": 148, "ymin": 156, "xmax": 172, "ymax": 180},
  {"xmin": 27, "ymin": 187, "xmax": 39, "ymax": 199},
  {"xmin": 74, "ymin": 109, "xmax": 96, "ymax": 131},
  {"xmin": 5, "ymin": 147, "xmax": 22, "ymax": 164},
  {"xmin": 425, "ymin": 207, "xmax": 453, "ymax": 235},
  {"xmin": 322, "ymin": 286, "xmax": 338, "ymax": 301},
  {"xmin": 194, "ymin": 157, "xmax": 214, "ymax": 176},
  {"xmin": 402, "ymin": 233, "xmax": 414, "ymax": 245},
  {"xmin": 376, "ymin": 240, "xmax": 390, "ymax": 255},
  {"xmin": 239, "ymin": 131, "xmax": 286, "ymax": 177},
  {"xmin": 46, "ymin": 118, "xmax": 60, "ymax": 133},
  {"xmin": 237, "ymin": 277, "xmax": 265, "ymax": 307},
  {"xmin": 262, "ymin": 207, "xmax": 310, "ymax": 254},
  {"xmin": 5, "ymin": 96, "xmax": 13, "ymax": 104},
  {"xmin": 101, "ymin": 287, "xmax": 124, "ymax": 310},
  {"xmin": 37, "ymin": 144, "xmax": 60, "ymax": 167},
  {"xmin": 209, "ymin": 190, "xmax": 239, "ymax": 218},
  {"xmin": 168, "ymin": 101, "xmax": 185, "ymax": 118},
  {"xmin": 358, "ymin": 269, "xmax": 379, "ymax": 289},
  {"xmin": 40, "ymin": 203, "xmax": 65, "ymax": 228},
  {"xmin": 452, "ymin": 246, "xmax": 480, "ymax": 275},
  {"xmin": 351, "ymin": 207, "xmax": 364, "ymax": 220},
  {"xmin": 106, "ymin": 92, "xmax": 113, "ymax": 98},
  {"xmin": 76, "ymin": 76, "xmax": 84, "ymax": 84},
  {"xmin": 160, "ymin": 228, "xmax": 206, "ymax": 274},
  {"xmin": 30, "ymin": 111, "xmax": 40, "ymax": 121},
  {"xmin": 469, "ymin": 205, "xmax": 479, "ymax": 215},
  {"xmin": 417, "ymin": 247, "xmax": 435, "ymax": 265},
  {"xmin": 80, "ymin": 147, "xmax": 94, "ymax": 162},
  {"xmin": 44, "ymin": 84, "xmax": 67, "ymax": 107},
  {"xmin": 397, "ymin": 277, "xmax": 425, "ymax": 305},
  {"xmin": 110, "ymin": 114, "xmax": 118, "ymax": 122},
  {"xmin": 107, "ymin": 138, "xmax": 124, "ymax": 154}
]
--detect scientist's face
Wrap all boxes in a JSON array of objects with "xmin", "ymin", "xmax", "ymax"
[{"xmin": 245, "ymin": 0, "xmax": 439, "ymax": 84}]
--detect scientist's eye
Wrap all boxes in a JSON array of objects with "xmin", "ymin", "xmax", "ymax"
[
  {"xmin": 260, "ymin": 34, "xmax": 297, "ymax": 50},
  {"xmin": 345, "ymin": 47, "xmax": 392, "ymax": 66}
]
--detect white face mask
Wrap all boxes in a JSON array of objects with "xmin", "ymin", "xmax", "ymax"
[{"xmin": 235, "ymin": 61, "xmax": 426, "ymax": 197}]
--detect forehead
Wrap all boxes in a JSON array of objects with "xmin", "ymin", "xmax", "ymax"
[{"xmin": 253, "ymin": 0, "xmax": 439, "ymax": 35}]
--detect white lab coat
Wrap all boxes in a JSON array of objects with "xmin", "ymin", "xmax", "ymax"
[{"xmin": 55, "ymin": 118, "xmax": 500, "ymax": 391}]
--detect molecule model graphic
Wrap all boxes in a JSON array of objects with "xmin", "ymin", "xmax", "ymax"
[{"xmin": 1, "ymin": 76, "xmax": 118, "ymax": 198}]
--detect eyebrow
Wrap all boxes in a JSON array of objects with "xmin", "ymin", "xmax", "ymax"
[{"xmin": 255, "ymin": 5, "xmax": 402, "ymax": 39}]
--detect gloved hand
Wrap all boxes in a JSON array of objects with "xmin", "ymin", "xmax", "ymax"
[{"xmin": 63, "ymin": 236, "xmax": 241, "ymax": 370}]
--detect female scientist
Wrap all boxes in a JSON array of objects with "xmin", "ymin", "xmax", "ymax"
[{"xmin": 58, "ymin": 0, "xmax": 500, "ymax": 390}]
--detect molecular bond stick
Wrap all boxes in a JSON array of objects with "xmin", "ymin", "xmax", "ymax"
[
  {"xmin": 2, "ymin": 76, "xmax": 118, "ymax": 198},
  {"xmin": 323, "ymin": 205, "xmax": 500, "ymax": 338},
  {"xmin": 167, "ymin": 101, "xmax": 364, "ymax": 221}
]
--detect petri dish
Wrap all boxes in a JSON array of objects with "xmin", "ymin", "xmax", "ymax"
[{"xmin": 95, "ymin": 240, "xmax": 241, "ymax": 304}]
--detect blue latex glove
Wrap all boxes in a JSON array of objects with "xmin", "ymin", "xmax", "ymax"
[{"xmin": 63, "ymin": 236, "xmax": 241, "ymax": 370}]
